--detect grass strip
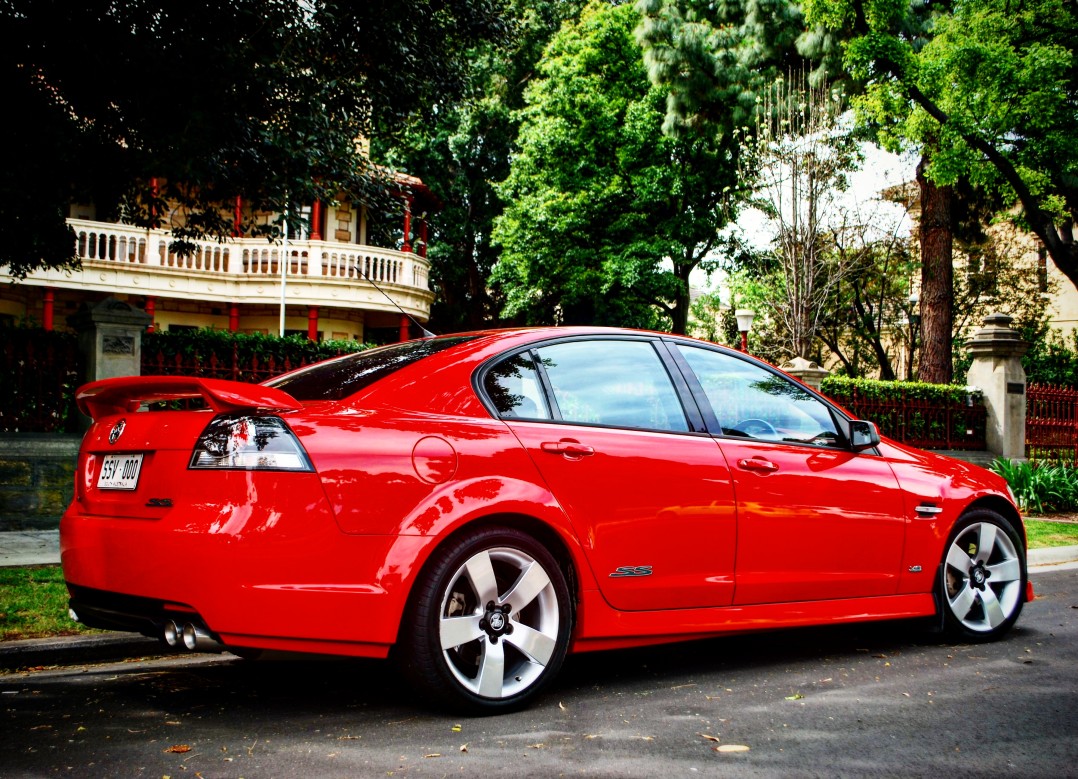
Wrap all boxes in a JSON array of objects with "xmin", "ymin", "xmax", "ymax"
[{"xmin": 0, "ymin": 565, "xmax": 98, "ymax": 641}]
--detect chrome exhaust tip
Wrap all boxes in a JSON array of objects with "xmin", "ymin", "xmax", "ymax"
[
  {"xmin": 163, "ymin": 620, "xmax": 182, "ymax": 648},
  {"xmin": 181, "ymin": 622, "xmax": 222, "ymax": 652}
]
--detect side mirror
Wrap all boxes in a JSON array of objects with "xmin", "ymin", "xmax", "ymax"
[{"xmin": 848, "ymin": 420, "xmax": 881, "ymax": 452}]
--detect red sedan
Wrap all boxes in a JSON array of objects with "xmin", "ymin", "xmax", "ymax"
[{"xmin": 61, "ymin": 327, "xmax": 1030, "ymax": 713}]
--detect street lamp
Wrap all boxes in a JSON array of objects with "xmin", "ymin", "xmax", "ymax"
[{"xmin": 735, "ymin": 309, "xmax": 755, "ymax": 353}]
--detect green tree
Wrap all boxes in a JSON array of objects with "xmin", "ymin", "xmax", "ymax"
[
  {"xmin": 805, "ymin": 0, "xmax": 1078, "ymax": 377},
  {"xmin": 491, "ymin": 1, "xmax": 744, "ymax": 333},
  {"xmin": 0, "ymin": 0, "xmax": 506, "ymax": 279},
  {"xmin": 376, "ymin": 1, "xmax": 586, "ymax": 332}
]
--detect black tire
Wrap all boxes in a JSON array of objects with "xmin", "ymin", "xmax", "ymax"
[
  {"xmin": 398, "ymin": 526, "xmax": 573, "ymax": 714},
  {"xmin": 940, "ymin": 509, "xmax": 1027, "ymax": 642}
]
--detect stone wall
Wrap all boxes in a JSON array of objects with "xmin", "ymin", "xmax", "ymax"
[{"xmin": 0, "ymin": 434, "xmax": 80, "ymax": 531}]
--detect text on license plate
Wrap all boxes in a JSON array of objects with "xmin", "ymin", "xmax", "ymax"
[{"xmin": 98, "ymin": 454, "xmax": 144, "ymax": 490}]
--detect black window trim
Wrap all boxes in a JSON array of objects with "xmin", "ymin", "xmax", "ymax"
[{"xmin": 473, "ymin": 334, "xmax": 709, "ymax": 436}]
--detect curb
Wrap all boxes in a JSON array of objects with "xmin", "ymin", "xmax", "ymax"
[
  {"xmin": 3, "ymin": 546, "xmax": 1077, "ymax": 672},
  {"xmin": 0, "ymin": 633, "xmax": 171, "ymax": 672}
]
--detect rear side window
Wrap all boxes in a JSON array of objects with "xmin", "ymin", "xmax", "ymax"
[
  {"xmin": 484, "ymin": 339, "xmax": 689, "ymax": 432},
  {"xmin": 483, "ymin": 352, "xmax": 553, "ymax": 419},
  {"xmin": 266, "ymin": 336, "xmax": 475, "ymax": 401},
  {"xmin": 537, "ymin": 340, "xmax": 688, "ymax": 431}
]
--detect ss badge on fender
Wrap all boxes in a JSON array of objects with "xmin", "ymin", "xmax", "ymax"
[{"xmin": 609, "ymin": 565, "xmax": 653, "ymax": 578}]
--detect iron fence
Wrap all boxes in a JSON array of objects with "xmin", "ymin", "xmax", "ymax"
[{"xmin": 1026, "ymin": 383, "xmax": 1078, "ymax": 463}]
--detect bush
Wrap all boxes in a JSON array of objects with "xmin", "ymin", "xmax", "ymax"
[
  {"xmin": 142, "ymin": 329, "xmax": 372, "ymax": 383},
  {"xmin": 991, "ymin": 458, "xmax": 1078, "ymax": 514},
  {"xmin": 1022, "ymin": 328, "xmax": 1078, "ymax": 388},
  {"xmin": 821, "ymin": 375, "xmax": 981, "ymax": 406}
]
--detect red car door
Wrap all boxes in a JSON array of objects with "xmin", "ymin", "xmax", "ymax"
[
  {"xmin": 481, "ymin": 338, "xmax": 738, "ymax": 611},
  {"xmin": 672, "ymin": 343, "xmax": 907, "ymax": 605}
]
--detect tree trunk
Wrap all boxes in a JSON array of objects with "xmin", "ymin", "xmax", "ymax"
[{"xmin": 916, "ymin": 154, "xmax": 954, "ymax": 385}]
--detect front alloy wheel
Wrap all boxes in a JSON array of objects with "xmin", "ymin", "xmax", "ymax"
[
  {"xmin": 400, "ymin": 527, "xmax": 572, "ymax": 713},
  {"xmin": 942, "ymin": 511, "xmax": 1026, "ymax": 641}
]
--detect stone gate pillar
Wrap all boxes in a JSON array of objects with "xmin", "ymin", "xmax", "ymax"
[
  {"xmin": 71, "ymin": 297, "xmax": 151, "ymax": 384},
  {"xmin": 781, "ymin": 356, "xmax": 830, "ymax": 391},
  {"xmin": 964, "ymin": 313, "xmax": 1029, "ymax": 461}
]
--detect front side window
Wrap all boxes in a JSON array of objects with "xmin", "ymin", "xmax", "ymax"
[
  {"xmin": 536, "ymin": 340, "xmax": 689, "ymax": 432},
  {"xmin": 677, "ymin": 345, "xmax": 840, "ymax": 446}
]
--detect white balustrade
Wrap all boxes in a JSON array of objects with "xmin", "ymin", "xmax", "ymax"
[{"xmin": 66, "ymin": 219, "xmax": 430, "ymax": 295}]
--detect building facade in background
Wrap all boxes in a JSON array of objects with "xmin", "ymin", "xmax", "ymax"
[{"xmin": 1, "ymin": 173, "xmax": 438, "ymax": 344}]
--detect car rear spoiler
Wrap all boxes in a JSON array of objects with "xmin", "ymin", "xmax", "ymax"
[{"xmin": 76, "ymin": 376, "xmax": 304, "ymax": 420}]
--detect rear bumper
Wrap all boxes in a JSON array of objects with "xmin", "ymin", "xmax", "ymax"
[{"xmin": 60, "ymin": 500, "xmax": 429, "ymax": 658}]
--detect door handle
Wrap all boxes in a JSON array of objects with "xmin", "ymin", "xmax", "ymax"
[
  {"xmin": 738, "ymin": 457, "xmax": 778, "ymax": 473},
  {"xmin": 541, "ymin": 440, "xmax": 595, "ymax": 457}
]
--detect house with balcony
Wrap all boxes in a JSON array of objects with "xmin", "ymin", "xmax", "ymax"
[{"xmin": 0, "ymin": 173, "xmax": 438, "ymax": 344}]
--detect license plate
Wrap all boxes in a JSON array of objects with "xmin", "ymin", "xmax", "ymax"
[{"xmin": 98, "ymin": 453, "xmax": 144, "ymax": 490}]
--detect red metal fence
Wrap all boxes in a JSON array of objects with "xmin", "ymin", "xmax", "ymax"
[
  {"xmin": 1026, "ymin": 383, "xmax": 1078, "ymax": 463},
  {"xmin": 141, "ymin": 344, "xmax": 317, "ymax": 384},
  {"xmin": 829, "ymin": 392, "xmax": 988, "ymax": 450},
  {"xmin": 0, "ymin": 329, "xmax": 82, "ymax": 433}
]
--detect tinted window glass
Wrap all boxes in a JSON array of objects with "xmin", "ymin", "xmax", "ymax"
[
  {"xmin": 536, "ymin": 340, "xmax": 688, "ymax": 432},
  {"xmin": 266, "ymin": 336, "xmax": 475, "ymax": 401},
  {"xmin": 484, "ymin": 352, "xmax": 553, "ymax": 420},
  {"xmin": 678, "ymin": 345, "xmax": 840, "ymax": 446}
]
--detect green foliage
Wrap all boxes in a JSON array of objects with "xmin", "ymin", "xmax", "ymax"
[
  {"xmin": 806, "ymin": 0, "xmax": 1078, "ymax": 291},
  {"xmin": 1021, "ymin": 328, "xmax": 1078, "ymax": 388},
  {"xmin": 992, "ymin": 458, "xmax": 1078, "ymax": 515},
  {"xmin": 491, "ymin": 1, "xmax": 744, "ymax": 333},
  {"xmin": 822, "ymin": 375, "xmax": 981, "ymax": 405},
  {"xmin": 0, "ymin": 566, "xmax": 97, "ymax": 640},
  {"xmin": 143, "ymin": 329, "xmax": 369, "ymax": 380},
  {"xmin": 376, "ymin": 0, "xmax": 586, "ymax": 332},
  {"xmin": 0, "ymin": 328, "xmax": 81, "ymax": 433},
  {"xmin": 1, "ymin": 0, "xmax": 507, "ymax": 279}
]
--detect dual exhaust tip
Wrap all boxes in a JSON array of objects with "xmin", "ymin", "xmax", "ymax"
[{"xmin": 162, "ymin": 619, "xmax": 221, "ymax": 652}]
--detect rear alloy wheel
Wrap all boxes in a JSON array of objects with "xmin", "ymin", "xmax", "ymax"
[
  {"xmin": 941, "ymin": 510, "xmax": 1026, "ymax": 642},
  {"xmin": 400, "ymin": 527, "xmax": 572, "ymax": 713}
]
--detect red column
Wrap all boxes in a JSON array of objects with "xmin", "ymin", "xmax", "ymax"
[
  {"xmin": 308, "ymin": 306, "xmax": 318, "ymax": 342},
  {"xmin": 229, "ymin": 303, "xmax": 239, "ymax": 333},
  {"xmin": 233, "ymin": 196, "xmax": 243, "ymax": 237},
  {"xmin": 42, "ymin": 288, "xmax": 55, "ymax": 331},
  {"xmin": 401, "ymin": 196, "xmax": 413, "ymax": 253},
  {"xmin": 145, "ymin": 296, "xmax": 156, "ymax": 333},
  {"xmin": 418, "ymin": 220, "xmax": 428, "ymax": 258},
  {"xmin": 310, "ymin": 200, "xmax": 322, "ymax": 240},
  {"xmin": 150, "ymin": 178, "xmax": 159, "ymax": 224},
  {"xmin": 399, "ymin": 314, "xmax": 410, "ymax": 342}
]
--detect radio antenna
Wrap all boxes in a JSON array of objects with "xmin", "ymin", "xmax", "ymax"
[{"xmin": 352, "ymin": 263, "xmax": 436, "ymax": 338}]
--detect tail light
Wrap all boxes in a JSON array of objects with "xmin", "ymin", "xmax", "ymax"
[{"xmin": 189, "ymin": 414, "xmax": 313, "ymax": 471}]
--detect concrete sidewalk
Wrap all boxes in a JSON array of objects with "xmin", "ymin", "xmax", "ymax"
[
  {"xmin": 2, "ymin": 530, "xmax": 1077, "ymax": 672},
  {"xmin": 0, "ymin": 530, "xmax": 61, "ymax": 567}
]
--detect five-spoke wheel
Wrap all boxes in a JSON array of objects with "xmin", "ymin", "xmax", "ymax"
[
  {"xmin": 941, "ymin": 510, "xmax": 1026, "ymax": 642},
  {"xmin": 399, "ymin": 526, "xmax": 572, "ymax": 713}
]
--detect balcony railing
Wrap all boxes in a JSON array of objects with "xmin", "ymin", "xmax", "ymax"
[{"xmin": 68, "ymin": 218, "xmax": 430, "ymax": 291}]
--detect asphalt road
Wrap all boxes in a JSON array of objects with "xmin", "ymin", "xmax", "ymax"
[{"xmin": 3, "ymin": 568, "xmax": 1077, "ymax": 778}]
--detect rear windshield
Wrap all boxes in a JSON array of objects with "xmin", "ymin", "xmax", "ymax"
[{"xmin": 265, "ymin": 336, "xmax": 476, "ymax": 401}]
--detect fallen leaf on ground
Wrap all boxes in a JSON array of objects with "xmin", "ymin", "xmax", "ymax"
[
  {"xmin": 451, "ymin": 725, "xmax": 462, "ymax": 733},
  {"xmin": 528, "ymin": 743, "xmax": 545, "ymax": 749},
  {"xmin": 785, "ymin": 694, "xmax": 804, "ymax": 701},
  {"xmin": 715, "ymin": 744, "xmax": 750, "ymax": 753},
  {"xmin": 460, "ymin": 744, "xmax": 469, "ymax": 753},
  {"xmin": 164, "ymin": 745, "xmax": 191, "ymax": 754},
  {"xmin": 698, "ymin": 733, "xmax": 722, "ymax": 743}
]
